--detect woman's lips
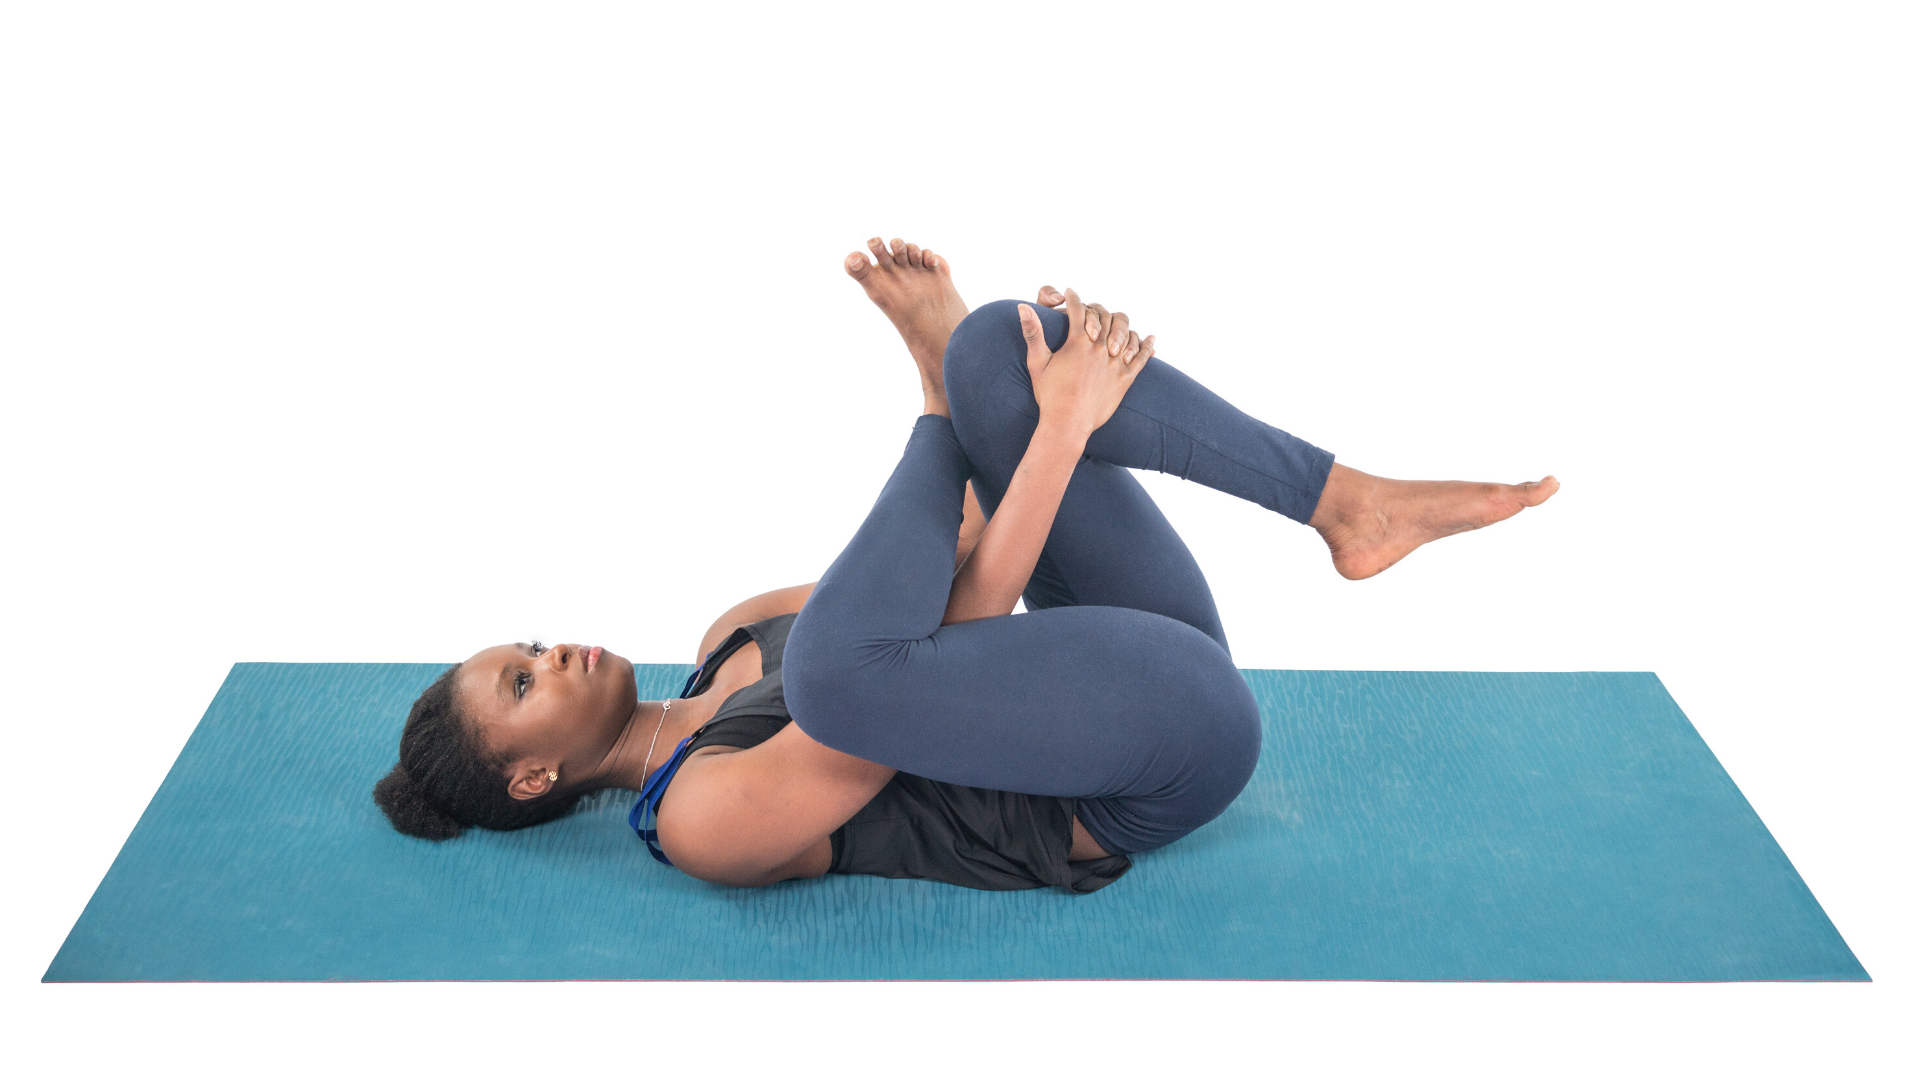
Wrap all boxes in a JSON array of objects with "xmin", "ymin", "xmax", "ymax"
[{"xmin": 585, "ymin": 645, "xmax": 602, "ymax": 674}]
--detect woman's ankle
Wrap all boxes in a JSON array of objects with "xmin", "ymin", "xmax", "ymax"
[{"xmin": 1308, "ymin": 462, "xmax": 1372, "ymax": 532}]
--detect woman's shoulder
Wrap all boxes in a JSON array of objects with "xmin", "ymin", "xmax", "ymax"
[
  {"xmin": 655, "ymin": 718, "xmax": 894, "ymax": 887},
  {"xmin": 692, "ymin": 583, "xmax": 816, "ymax": 662}
]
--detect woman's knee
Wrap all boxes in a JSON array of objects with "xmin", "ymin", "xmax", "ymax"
[
  {"xmin": 1176, "ymin": 654, "xmax": 1264, "ymax": 820},
  {"xmin": 783, "ymin": 611, "xmax": 851, "ymax": 705},
  {"xmin": 943, "ymin": 299, "xmax": 1066, "ymax": 405},
  {"xmin": 1201, "ymin": 678, "xmax": 1263, "ymax": 800},
  {"xmin": 781, "ymin": 615, "xmax": 891, "ymax": 753},
  {"xmin": 1083, "ymin": 676, "xmax": 1260, "ymax": 854}
]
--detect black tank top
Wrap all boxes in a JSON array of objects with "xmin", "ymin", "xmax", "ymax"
[{"xmin": 671, "ymin": 614, "xmax": 1131, "ymax": 894}]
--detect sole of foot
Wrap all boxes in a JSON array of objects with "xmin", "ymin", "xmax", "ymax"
[{"xmin": 1314, "ymin": 468, "xmax": 1560, "ymax": 580}]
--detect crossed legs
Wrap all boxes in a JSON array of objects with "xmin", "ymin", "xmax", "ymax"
[{"xmin": 793, "ymin": 239, "xmax": 1561, "ymax": 855}]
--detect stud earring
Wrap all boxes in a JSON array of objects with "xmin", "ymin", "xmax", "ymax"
[{"xmin": 547, "ymin": 770, "xmax": 558, "ymax": 782}]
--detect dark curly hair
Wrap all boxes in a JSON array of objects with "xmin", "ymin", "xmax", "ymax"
[{"xmin": 372, "ymin": 664, "xmax": 581, "ymax": 840}]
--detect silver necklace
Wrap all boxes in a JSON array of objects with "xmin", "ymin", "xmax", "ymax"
[{"xmin": 640, "ymin": 699, "xmax": 672, "ymax": 780}]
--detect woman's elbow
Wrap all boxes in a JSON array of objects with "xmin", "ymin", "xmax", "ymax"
[
  {"xmin": 660, "ymin": 816, "xmax": 820, "ymax": 888},
  {"xmin": 676, "ymin": 861, "xmax": 779, "ymax": 889},
  {"xmin": 662, "ymin": 833, "xmax": 778, "ymax": 888}
]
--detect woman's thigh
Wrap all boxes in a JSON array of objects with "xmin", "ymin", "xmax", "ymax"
[{"xmin": 788, "ymin": 600, "xmax": 1261, "ymax": 855}]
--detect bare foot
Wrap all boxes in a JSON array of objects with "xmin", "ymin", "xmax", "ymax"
[
  {"xmin": 1309, "ymin": 463, "xmax": 1560, "ymax": 580},
  {"xmin": 845, "ymin": 237, "xmax": 970, "ymax": 412}
]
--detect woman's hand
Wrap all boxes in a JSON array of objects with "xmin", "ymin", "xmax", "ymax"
[
  {"xmin": 1032, "ymin": 286, "xmax": 1137, "ymax": 362},
  {"xmin": 941, "ymin": 288, "xmax": 1153, "ymax": 626},
  {"xmin": 1017, "ymin": 288, "xmax": 1155, "ymax": 442}
]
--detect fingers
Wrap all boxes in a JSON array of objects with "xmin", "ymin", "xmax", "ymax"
[
  {"xmin": 1035, "ymin": 285, "xmax": 1065, "ymax": 307},
  {"xmin": 1103, "ymin": 311, "xmax": 1131, "ymax": 356},
  {"xmin": 1062, "ymin": 287, "xmax": 1086, "ymax": 338},
  {"xmin": 1069, "ymin": 299, "xmax": 1132, "ymax": 355},
  {"xmin": 1053, "ymin": 289, "xmax": 1147, "ymax": 361},
  {"xmin": 1133, "ymin": 334, "xmax": 1156, "ymax": 367},
  {"xmin": 1018, "ymin": 303, "xmax": 1044, "ymax": 344},
  {"xmin": 1017, "ymin": 303, "xmax": 1053, "ymax": 379},
  {"xmin": 1084, "ymin": 303, "xmax": 1107, "ymax": 343}
]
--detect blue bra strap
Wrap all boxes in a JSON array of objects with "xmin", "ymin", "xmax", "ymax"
[
  {"xmin": 631, "ymin": 647, "xmax": 724, "ymax": 866},
  {"xmin": 627, "ymin": 735, "xmax": 697, "ymax": 866},
  {"xmin": 680, "ymin": 645, "xmax": 719, "ymax": 699}
]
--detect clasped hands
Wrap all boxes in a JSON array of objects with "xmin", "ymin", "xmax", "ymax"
[{"xmin": 1019, "ymin": 286, "xmax": 1156, "ymax": 442}]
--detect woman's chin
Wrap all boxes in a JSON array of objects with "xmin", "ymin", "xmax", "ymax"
[{"xmin": 609, "ymin": 651, "xmax": 639, "ymax": 701}]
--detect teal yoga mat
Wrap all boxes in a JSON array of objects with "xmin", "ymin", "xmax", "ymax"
[{"xmin": 46, "ymin": 663, "xmax": 1865, "ymax": 982}]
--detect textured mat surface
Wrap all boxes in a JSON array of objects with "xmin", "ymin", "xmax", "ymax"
[{"xmin": 46, "ymin": 664, "xmax": 1865, "ymax": 981}]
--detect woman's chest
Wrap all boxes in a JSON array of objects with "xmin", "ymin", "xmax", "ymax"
[{"xmin": 691, "ymin": 637, "xmax": 764, "ymax": 718}]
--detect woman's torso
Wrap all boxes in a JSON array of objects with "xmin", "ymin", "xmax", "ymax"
[{"xmin": 649, "ymin": 613, "xmax": 1131, "ymax": 893}]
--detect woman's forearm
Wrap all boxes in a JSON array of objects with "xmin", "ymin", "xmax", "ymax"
[
  {"xmin": 942, "ymin": 420, "xmax": 1087, "ymax": 625},
  {"xmin": 954, "ymin": 482, "xmax": 987, "ymax": 570}
]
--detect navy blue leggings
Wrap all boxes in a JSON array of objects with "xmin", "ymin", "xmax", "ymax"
[{"xmin": 784, "ymin": 300, "xmax": 1336, "ymax": 855}]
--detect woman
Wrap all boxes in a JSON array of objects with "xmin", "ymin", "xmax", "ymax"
[{"xmin": 374, "ymin": 238, "xmax": 1558, "ymax": 893}]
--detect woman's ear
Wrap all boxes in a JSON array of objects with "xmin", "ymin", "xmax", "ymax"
[{"xmin": 506, "ymin": 761, "xmax": 557, "ymax": 801}]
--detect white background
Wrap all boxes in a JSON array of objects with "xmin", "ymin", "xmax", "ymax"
[{"xmin": 3, "ymin": 2, "xmax": 1913, "ymax": 1075}]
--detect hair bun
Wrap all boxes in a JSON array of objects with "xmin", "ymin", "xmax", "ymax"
[{"xmin": 373, "ymin": 763, "xmax": 466, "ymax": 841}]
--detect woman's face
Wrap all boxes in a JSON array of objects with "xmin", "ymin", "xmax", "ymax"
[{"xmin": 454, "ymin": 642, "xmax": 638, "ymax": 773}]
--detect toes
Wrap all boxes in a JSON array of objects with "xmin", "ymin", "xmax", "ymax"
[
  {"xmin": 844, "ymin": 251, "xmax": 873, "ymax": 281},
  {"xmin": 867, "ymin": 236, "xmax": 890, "ymax": 269},
  {"xmin": 923, "ymin": 248, "xmax": 941, "ymax": 272},
  {"xmin": 904, "ymin": 242, "xmax": 923, "ymax": 268},
  {"xmin": 889, "ymin": 238, "xmax": 909, "ymax": 266}
]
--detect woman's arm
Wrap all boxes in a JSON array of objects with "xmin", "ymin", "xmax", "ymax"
[
  {"xmin": 659, "ymin": 721, "xmax": 897, "ymax": 887},
  {"xmin": 943, "ymin": 291, "xmax": 1152, "ymax": 625},
  {"xmin": 942, "ymin": 425, "xmax": 1084, "ymax": 625},
  {"xmin": 694, "ymin": 583, "xmax": 816, "ymax": 661},
  {"xmin": 945, "ymin": 287, "xmax": 1069, "ymax": 572},
  {"xmin": 955, "ymin": 481, "xmax": 987, "ymax": 569}
]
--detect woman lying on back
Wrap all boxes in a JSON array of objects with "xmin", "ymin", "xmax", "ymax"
[{"xmin": 373, "ymin": 238, "xmax": 1557, "ymax": 892}]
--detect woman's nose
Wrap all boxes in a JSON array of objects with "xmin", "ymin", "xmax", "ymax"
[{"xmin": 545, "ymin": 644, "xmax": 573, "ymax": 672}]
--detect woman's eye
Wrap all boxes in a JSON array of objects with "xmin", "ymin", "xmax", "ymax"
[
  {"xmin": 529, "ymin": 640, "xmax": 547, "ymax": 657},
  {"xmin": 514, "ymin": 671, "xmax": 532, "ymax": 698}
]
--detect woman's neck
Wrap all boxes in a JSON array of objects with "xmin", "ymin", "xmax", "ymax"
[{"xmin": 593, "ymin": 698, "xmax": 712, "ymax": 792}]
